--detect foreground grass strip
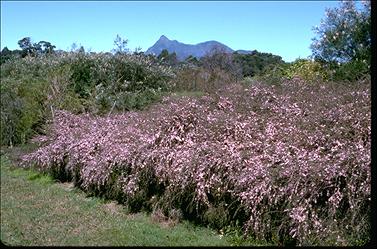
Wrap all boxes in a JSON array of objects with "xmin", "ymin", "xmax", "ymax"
[{"xmin": 0, "ymin": 154, "xmax": 250, "ymax": 246}]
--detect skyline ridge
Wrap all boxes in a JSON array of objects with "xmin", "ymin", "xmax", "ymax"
[{"xmin": 145, "ymin": 34, "xmax": 253, "ymax": 61}]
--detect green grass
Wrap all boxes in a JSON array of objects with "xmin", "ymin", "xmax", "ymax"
[{"xmin": 0, "ymin": 151, "xmax": 262, "ymax": 246}]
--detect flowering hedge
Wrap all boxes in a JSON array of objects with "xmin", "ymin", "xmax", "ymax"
[{"xmin": 21, "ymin": 79, "xmax": 370, "ymax": 245}]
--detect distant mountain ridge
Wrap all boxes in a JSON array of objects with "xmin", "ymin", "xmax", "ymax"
[{"xmin": 145, "ymin": 35, "xmax": 253, "ymax": 61}]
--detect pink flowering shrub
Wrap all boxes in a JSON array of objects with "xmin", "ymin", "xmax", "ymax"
[{"xmin": 21, "ymin": 79, "xmax": 370, "ymax": 245}]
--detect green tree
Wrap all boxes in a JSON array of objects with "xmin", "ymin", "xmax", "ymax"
[
  {"xmin": 310, "ymin": 0, "xmax": 371, "ymax": 64},
  {"xmin": 1, "ymin": 47, "xmax": 13, "ymax": 64},
  {"xmin": 169, "ymin": 52, "xmax": 178, "ymax": 65},
  {"xmin": 37, "ymin": 41, "xmax": 56, "ymax": 54},
  {"xmin": 113, "ymin": 34, "xmax": 129, "ymax": 54},
  {"xmin": 201, "ymin": 48, "xmax": 243, "ymax": 81},
  {"xmin": 158, "ymin": 49, "xmax": 178, "ymax": 66},
  {"xmin": 18, "ymin": 37, "xmax": 34, "ymax": 57},
  {"xmin": 232, "ymin": 51, "xmax": 285, "ymax": 77},
  {"xmin": 17, "ymin": 37, "xmax": 56, "ymax": 57},
  {"xmin": 157, "ymin": 49, "xmax": 169, "ymax": 61},
  {"xmin": 185, "ymin": 55, "xmax": 198, "ymax": 63},
  {"xmin": 78, "ymin": 46, "xmax": 85, "ymax": 54}
]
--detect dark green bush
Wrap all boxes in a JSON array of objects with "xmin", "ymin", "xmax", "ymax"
[
  {"xmin": 0, "ymin": 58, "xmax": 51, "ymax": 146},
  {"xmin": 329, "ymin": 60, "xmax": 370, "ymax": 82},
  {"xmin": 0, "ymin": 52, "xmax": 174, "ymax": 146},
  {"xmin": 0, "ymin": 81, "xmax": 23, "ymax": 146},
  {"xmin": 245, "ymin": 63, "xmax": 289, "ymax": 86},
  {"xmin": 69, "ymin": 55, "xmax": 96, "ymax": 98},
  {"xmin": 88, "ymin": 53, "xmax": 174, "ymax": 112},
  {"xmin": 233, "ymin": 50, "xmax": 285, "ymax": 78},
  {"xmin": 203, "ymin": 204, "xmax": 230, "ymax": 230}
]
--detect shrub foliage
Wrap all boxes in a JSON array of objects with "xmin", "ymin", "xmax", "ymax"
[
  {"xmin": 0, "ymin": 52, "xmax": 174, "ymax": 146},
  {"xmin": 21, "ymin": 79, "xmax": 371, "ymax": 246},
  {"xmin": 283, "ymin": 59, "xmax": 329, "ymax": 82}
]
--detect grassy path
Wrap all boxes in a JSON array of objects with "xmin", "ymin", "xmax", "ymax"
[{"xmin": 0, "ymin": 152, "xmax": 258, "ymax": 246}]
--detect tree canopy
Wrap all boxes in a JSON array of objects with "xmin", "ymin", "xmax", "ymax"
[
  {"xmin": 16, "ymin": 37, "xmax": 57, "ymax": 57},
  {"xmin": 310, "ymin": 0, "xmax": 371, "ymax": 64}
]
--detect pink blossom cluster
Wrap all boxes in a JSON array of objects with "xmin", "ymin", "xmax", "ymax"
[{"xmin": 21, "ymin": 80, "xmax": 370, "ymax": 245}]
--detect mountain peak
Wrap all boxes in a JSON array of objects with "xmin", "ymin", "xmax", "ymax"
[
  {"xmin": 158, "ymin": 35, "xmax": 170, "ymax": 42},
  {"xmin": 146, "ymin": 36, "xmax": 237, "ymax": 61}
]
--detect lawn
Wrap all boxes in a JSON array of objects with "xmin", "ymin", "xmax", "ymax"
[{"xmin": 0, "ymin": 149, "xmax": 259, "ymax": 246}]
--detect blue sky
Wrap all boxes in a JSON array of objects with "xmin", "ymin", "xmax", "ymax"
[{"xmin": 1, "ymin": 0, "xmax": 341, "ymax": 62}]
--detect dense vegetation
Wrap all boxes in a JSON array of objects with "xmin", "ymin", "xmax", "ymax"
[
  {"xmin": 21, "ymin": 79, "xmax": 370, "ymax": 246},
  {"xmin": 0, "ymin": 48, "xmax": 175, "ymax": 146},
  {"xmin": 1, "ymin": 0, "xmax": 370, "ymax": 246}
]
